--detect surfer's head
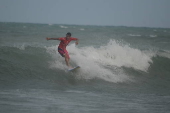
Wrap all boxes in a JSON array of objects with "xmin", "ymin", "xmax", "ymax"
[{"xmin": 66, "ymin": 32, "xmax": 71, "ymax": 37}]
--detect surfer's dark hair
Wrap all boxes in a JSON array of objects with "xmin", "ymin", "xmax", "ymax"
[{"xmin": 66, "ymin": 32, "xmax": 71, "ymax": 36}]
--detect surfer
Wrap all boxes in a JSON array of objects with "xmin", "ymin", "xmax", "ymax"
[{"xmin": 46, "ymin": 32, "xmax": 79, "ymax": 69}]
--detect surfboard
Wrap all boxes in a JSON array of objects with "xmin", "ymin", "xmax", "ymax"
[{"xmin": 68, "ymin": 66, "xmax": 80, "ymax": 71}]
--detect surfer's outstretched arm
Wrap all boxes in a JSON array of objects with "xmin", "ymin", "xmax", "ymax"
[{"xmin": 46, "ymin": 37, "xmax": 60, "ymax": 40}]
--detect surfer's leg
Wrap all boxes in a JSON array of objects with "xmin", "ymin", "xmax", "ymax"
[
  {"xmin": 65, "ymin": 56, "xmax": 69, "ymax": 66},
  {"xmin": 58, "ymin": 48, "xmax": 72, "ymax": 68},
  {"xmin": 64, "ymin": 53, "xmax": 72, "ymax": 68},
  {"xmin": 64, "ymin": 51, "xmax": 72, "ymax": 68}
]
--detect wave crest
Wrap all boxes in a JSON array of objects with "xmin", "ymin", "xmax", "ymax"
[{"xmin": 46, "ymin": 40, "xmax": 155, "ymax": 83}]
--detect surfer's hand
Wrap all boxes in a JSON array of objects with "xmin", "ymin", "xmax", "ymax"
[
  {"xmin": 75, "ymin": 41, "xmax": 78, "ymax": 45},
  {"xmin": 46, "ymin": 37, "xmax": 50, "ymax": 40}
]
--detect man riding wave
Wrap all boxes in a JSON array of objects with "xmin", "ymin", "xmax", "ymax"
[{"xmin": 46, "ymin": 32, "xmax": 79, "ymax": 68}]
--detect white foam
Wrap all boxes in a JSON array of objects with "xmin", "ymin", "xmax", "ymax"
[
  {"xmin": 157, "ymin": 50, "xmax": 170, "ymax": 59},
  {"xmin": 149, "ymin": 35, "xmax": 157, "ymax": 37},
  {"xmin": 60, "ymin": 25, "xmax": 68, "ymax": 29},
  {"xmin": 46, "ymin": 40, "xmax": 155, "ymax": 83},
  {"xmin": 80, "ymin": 28, "xmax": 85, "ymax": 31},
  {"xmin": 14, "ymin": 43, "xmax": 26, "ymax": 50},
  {"xmin": 128, "ymin": 34, "xmax": 141, "ymax": 37}
]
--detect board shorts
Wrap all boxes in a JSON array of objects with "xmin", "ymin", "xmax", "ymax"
[{"xmin": 58, "ymin": 47, "xmax": 70, "ymax": 59}]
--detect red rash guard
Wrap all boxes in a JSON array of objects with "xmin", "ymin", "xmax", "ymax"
[
  {"xmin": 58, "ymin": 37, "xmax": 77, "ymax": 50},
  {"xmin": 58, "ymin": 37, "xmax": 77, "ymax": 58}
]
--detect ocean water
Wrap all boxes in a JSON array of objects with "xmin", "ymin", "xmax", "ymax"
[{"xmin": 0, "ymin": 22, "xmax": 170, "ymax": 113}]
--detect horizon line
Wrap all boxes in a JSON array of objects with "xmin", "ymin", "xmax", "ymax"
[{"xmin": 0, "ymin": 21, "xmax": 169, "ymax": 29}]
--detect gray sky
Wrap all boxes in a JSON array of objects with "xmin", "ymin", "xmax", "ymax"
[{"xmin": 0, "ymin": 0, "xmax": 170, "ymax": 28}]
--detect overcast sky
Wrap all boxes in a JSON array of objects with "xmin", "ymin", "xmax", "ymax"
[{"xmin": 0, "ymin": 0, "xmax": 170, "ymax": 28}]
